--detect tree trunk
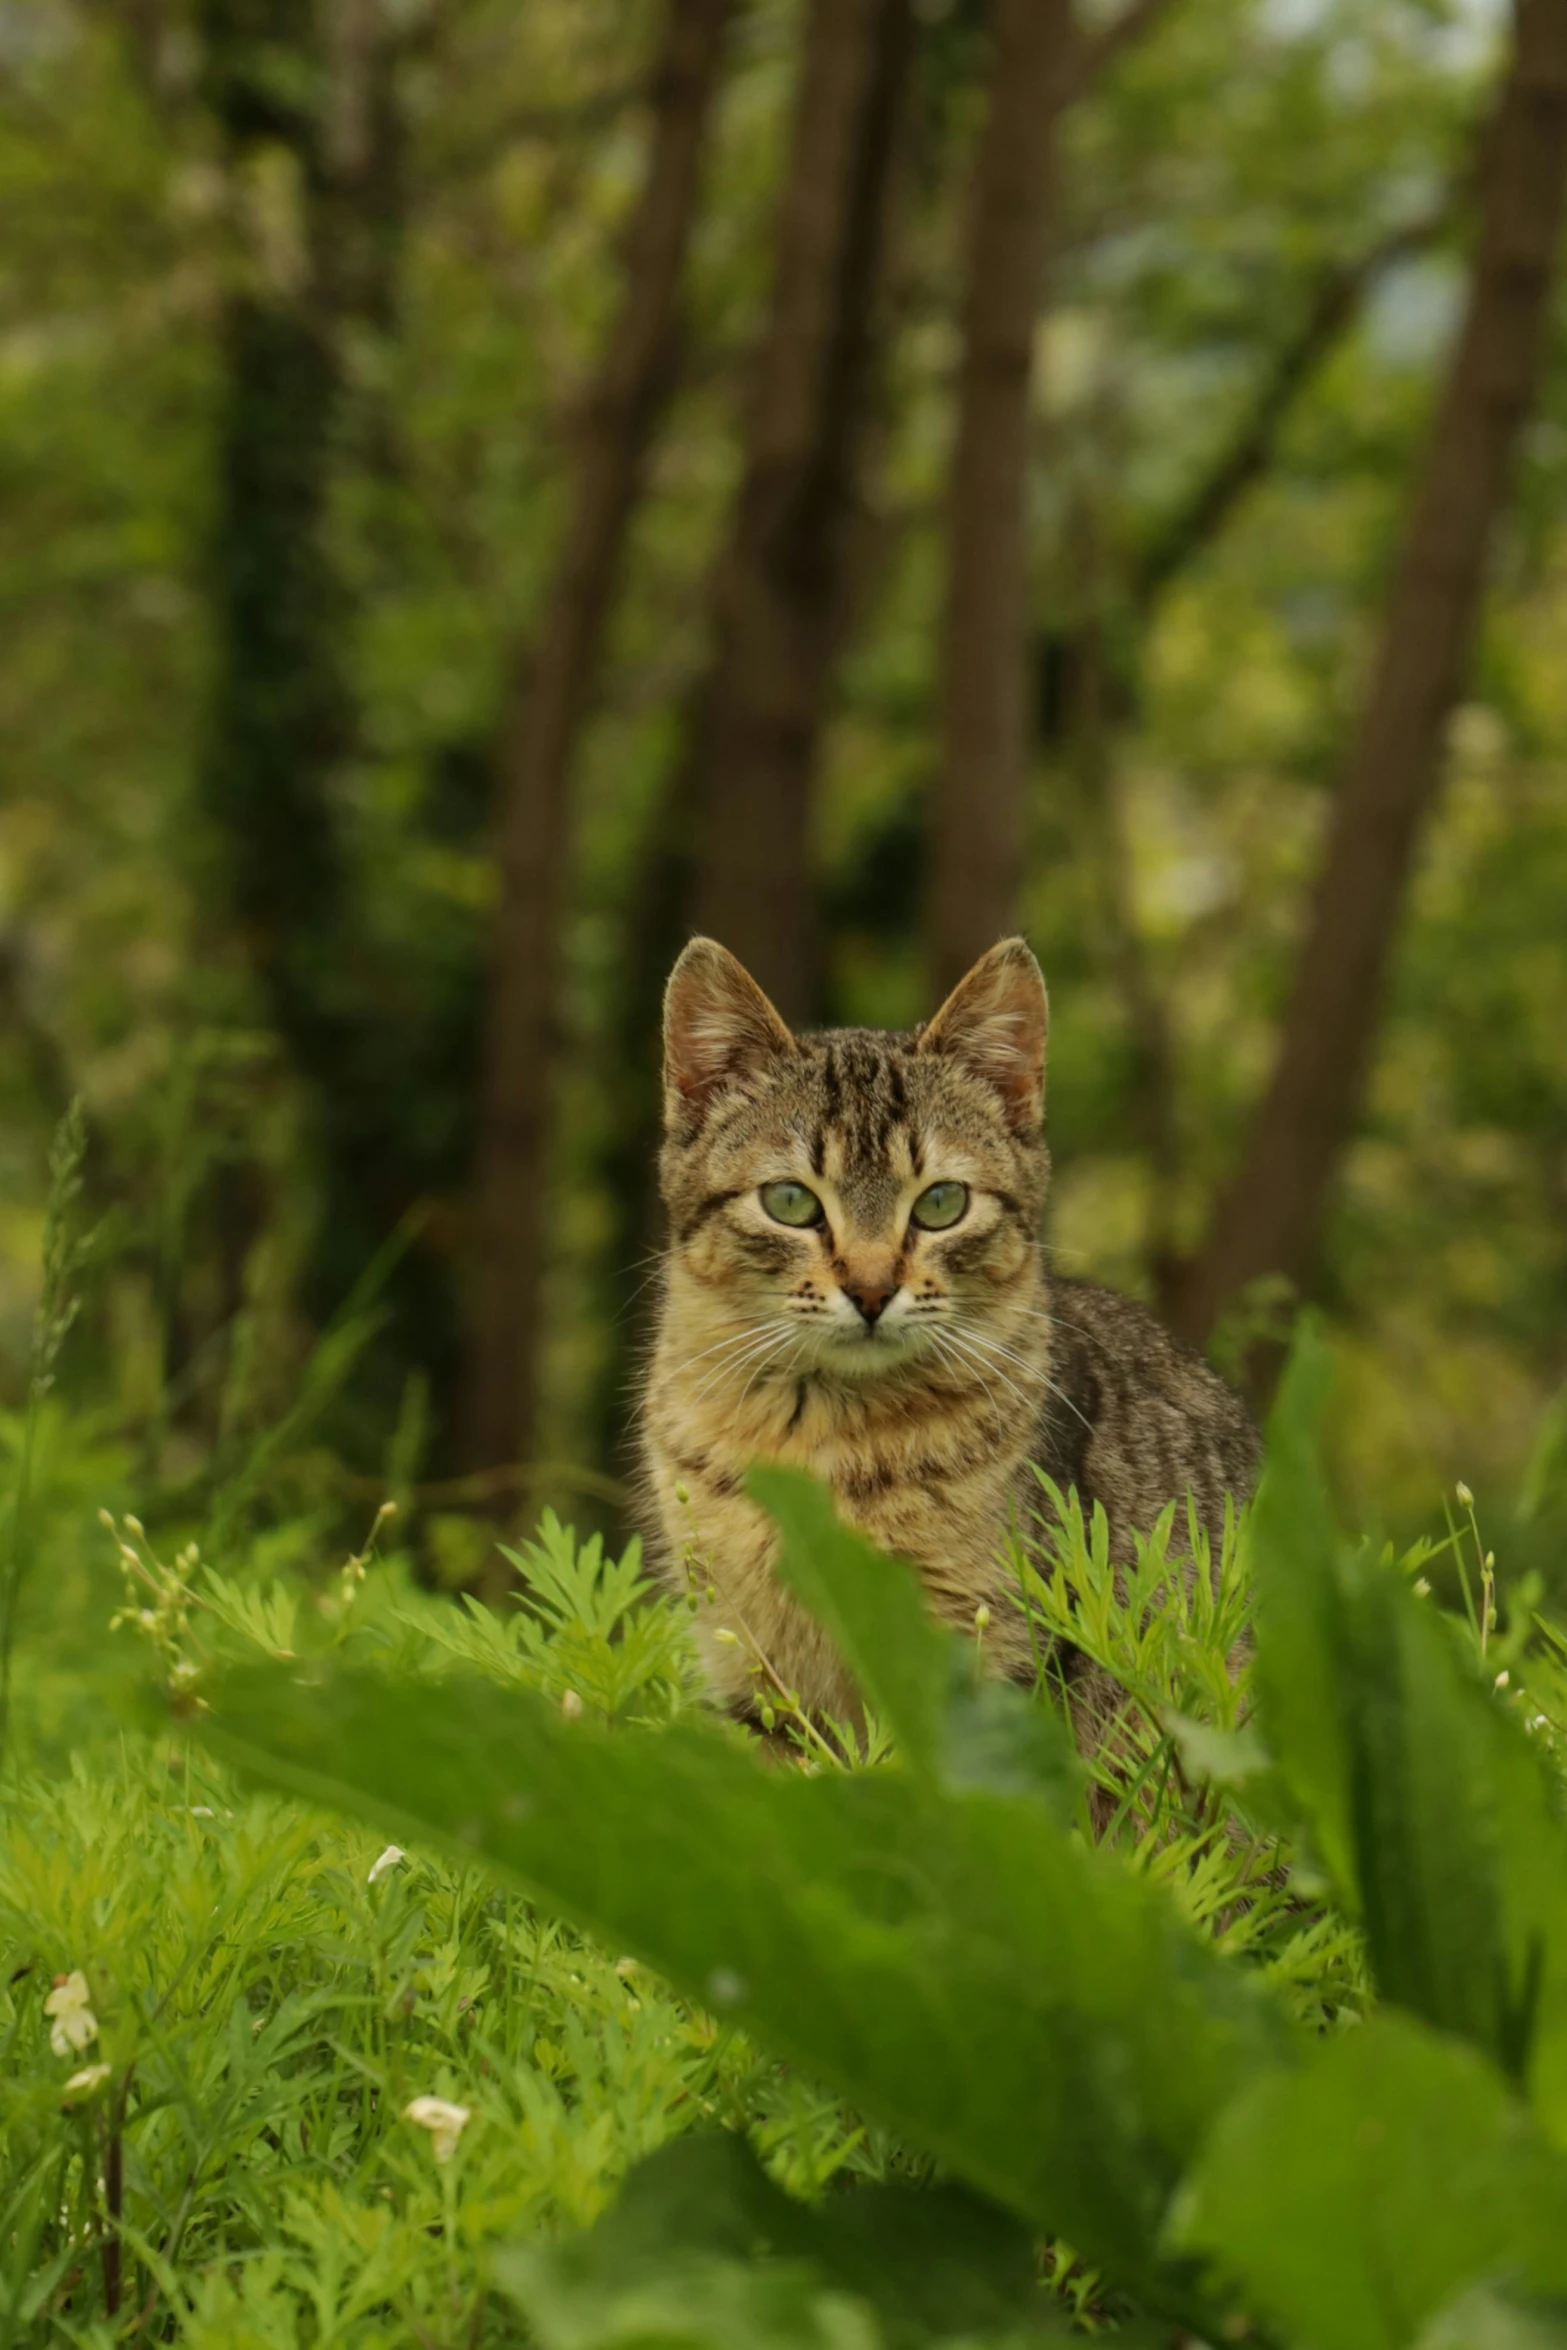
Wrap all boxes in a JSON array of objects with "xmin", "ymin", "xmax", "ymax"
[
  {"xmin": 465, "ymin": 0, "xmax": 735, "ymax": 1478},
  {"xmin": 197, "ymin": 0, "xmax": 348, "ymax": 1041},
  {"xmin": 1166, "ymin": 0, "xmax": 1567, "ymax": 1353},
  {"xmin": 691, "ymin": 0, "xmax": 916, "ymax": 1022},
  {"xmin": 930, "ymin": 0, "xmax": 1076, "ymax": 995},
  {"xmin": 196, "ymin": 0, "xmax": 474, "ymax": 1442}
]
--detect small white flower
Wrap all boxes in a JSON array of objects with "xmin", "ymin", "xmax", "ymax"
[
  {"xmin": 368, "ymin": 1844, "xmax": 405, "ymax": 1885},
  {"xmin": 560, "ymin": 1689, "xmax": 584, "ymax": 1721},
  {"xmin": 1412, "ymin": 1577, "xmax": 1432, "ymax": 1597},
  {"xmin": 404, "ymin": 2095, "xmax": 470, "ymax": 2164},
  {"xmin": 45, "ymin": 1972, "xmax": 98, "ymax": 2058},
  {"xmin": 188, "ymin": 1805, "xmax": 216, "ymax": 1819},
  {"xmin": 1456, "ymin": 1481, "xmax": 1474, "ymax": 1508},
  {"xmin": 62, "ymin": 2063, "xmax": 111, "ymax": 2102},
  {"xmin": 1495, "ymin": 1670, "xmax": 1510, "ymax": 1689}
]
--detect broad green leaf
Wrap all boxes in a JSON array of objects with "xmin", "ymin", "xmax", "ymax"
[
  {"xmin": 1415, "ymin": 2287, "xmax": 1567, "ymax": 2350},
  {"xmin": 754, "ymin": 1465, "xmax": 1078, "ymax": 1816},
  {"xmin": 1248, "ymin": 1328, "xmax": 1352, "ymax": 1885},
  {"xmin": 1252, "ymin": 1328, "xmax": 1567, "ymax": 2121},
  {"xmin": 198, "ymin": 1659, "xmax": 1294, "ymax": 2309},
  {"xmin": 1172, "ymin": 2014, "xmax": 1567, "ymax": 2350},
  {"xmin": 495, "ymin": 2129, "xmax": 1067, "ymax": 2347},
  {"xmin": 752, "ymin": 1465, "xmax": 952, "ymax": 1768}
]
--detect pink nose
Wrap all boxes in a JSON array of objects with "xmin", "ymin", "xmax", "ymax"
[{"xmin": 844, "ymin": 1282, "xmax": 895, "ymax": 1325}]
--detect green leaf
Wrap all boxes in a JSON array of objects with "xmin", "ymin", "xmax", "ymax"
[
  {"xmin": 1415, "ymin": 2287, "xmax": 1567, "ymax": 2350},
  {"xmin": 1252, "ymin": 1326, "xmax": 1567, "ymax": 2118},
  {"xmin": 752, "ymin": 1465, "xmax": 950, "ymax": 1769},
  {"xmin": 197, "ymin": 1659, "xmax": 1293, "ymax": 2309},
  {"xmin": 753, "ymin": 1465, "xmax": 1077, "ymax": 1816},
  {"xmin": 495, "ymin": 2130, "xmax": 1067, "ymax": 2348},
  {"xmin": 1172, "ymin": 2014, "xmax": 1567, "ymax": 2350}
]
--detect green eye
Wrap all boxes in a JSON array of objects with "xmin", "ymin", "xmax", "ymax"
[
  {"xmin": 760, "ymin": 1180, "xmax": 825, "ymax": 1229},
  {"xmin": 911, "ymin": 1181, "xmax": 968, "ymax": 1231}
]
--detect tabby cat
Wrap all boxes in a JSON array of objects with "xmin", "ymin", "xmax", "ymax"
[{"xmin": 639, "ymin": 934, "xmax": 1257, "ymax": 1739}]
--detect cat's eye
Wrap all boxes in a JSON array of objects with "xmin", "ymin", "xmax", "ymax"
[
  {"xmin": 760, "ymin": 1180, "xmax": 825, "ymax": 1229},
  {"xmin": 910, "ymin": 1181, "xmax": 968, "ymax": 1231}
]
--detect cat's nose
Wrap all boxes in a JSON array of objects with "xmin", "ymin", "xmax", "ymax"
[{"xmin": 844, "ymin": 1281, "xmax": 895, "ymax": 1326}]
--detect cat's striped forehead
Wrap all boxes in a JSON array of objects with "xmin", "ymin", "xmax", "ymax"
[{"xmin": 669, "ymin": 1020, "xmax": 1047, "ymax": 1232}]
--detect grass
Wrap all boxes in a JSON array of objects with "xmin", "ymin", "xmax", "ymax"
[{"xmin": 5, "ymin": 1128, "xmax": 1567, "ymax": 2346}]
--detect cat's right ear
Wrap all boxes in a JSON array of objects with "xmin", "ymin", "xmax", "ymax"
[
  {"xmin": 918, "ymin": 937, "xmax": 1048, "ymax": 1133},
  {"xmin": 663, "ymin": 938, "xmax": 796, "ymax": 1128}
]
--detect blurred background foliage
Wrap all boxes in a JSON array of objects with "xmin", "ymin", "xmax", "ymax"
[{"xmin": 2, "ymin": 0, "xmax": 1565, "ymax": 1596}]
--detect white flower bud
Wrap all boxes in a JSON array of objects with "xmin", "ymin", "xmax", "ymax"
[{"xmin": 403, "ymin": 2095, "xmax": 470, "ymax": 2163}]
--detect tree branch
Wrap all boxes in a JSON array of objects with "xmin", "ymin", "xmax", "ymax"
[
  {"xmin": 1057, "ymin": 0, "xmax": 1182, "ymax": 110},
  {"xmin": 1132, "ymin": 203, "xmax": 1454, "ymax": 615}
]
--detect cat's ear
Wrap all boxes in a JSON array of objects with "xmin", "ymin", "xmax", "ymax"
[
  {"xmin": 663, "ymin": 938, "xmax": 797, "ymax": 1126},
  {"xmin": 918, "ymin": 938, "xmax": 1048, "ymax": 1132}
]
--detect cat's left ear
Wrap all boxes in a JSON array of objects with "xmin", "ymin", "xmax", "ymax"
[
  {"xmin": 918, "ymin": 938, "xmax": 1048, "ymax": 1133},
  {"xmin": 663, "ymin": 937, "xmax": 797, "ymax": 1128}
]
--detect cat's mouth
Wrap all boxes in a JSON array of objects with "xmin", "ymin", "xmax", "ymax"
[{"xmin": 813, "ymin": 1315, "xmax": 933, "ymax": 1375}]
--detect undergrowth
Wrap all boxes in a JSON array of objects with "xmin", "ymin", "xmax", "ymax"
[{"xmin": 5, "ymin": 1126, "xmax": 1567, "ymax": 2346}]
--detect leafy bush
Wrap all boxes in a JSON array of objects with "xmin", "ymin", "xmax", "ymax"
[{"xmin": 5, "ymin": 1319, "xmax": 1567, "ymax": 2345}]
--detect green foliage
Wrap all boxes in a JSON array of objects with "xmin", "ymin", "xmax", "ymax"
[
  {"xmin": 9, "ymin": 1325, "xmax": 1567, "ymax": 2340},
  {"xmin": 1173, "ymin": 2015, "xmax": 1567, "ymax": 2350},
  {"xmin": 156, "ymin": 1332, "xmax": 1567, "ymax": 2349},
  {"xmin": 496, "ymin": 2131, "xmax": 1067, "ymax": 2350},
  {"xmin": 0, "ymin": 1101, "xmax": 94, "ymax": 1764},
  {"xmin": 1253, "ymin": 1326, "xmax": 1567, "ymax": 2118}
]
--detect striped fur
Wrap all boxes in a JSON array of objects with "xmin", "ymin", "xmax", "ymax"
[{"xmin": 639, "ymin": 937, "xmax": 1257, "ymax": 1737}]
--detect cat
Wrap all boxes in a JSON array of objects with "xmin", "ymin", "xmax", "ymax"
[{"xmin": 638, "ymin": 932, "xmax": 1258, "ymax": 1743}]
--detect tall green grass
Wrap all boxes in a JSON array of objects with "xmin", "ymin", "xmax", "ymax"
[{"xmin": 4, "ymin": 1125, "xmax": 1567, "ymax": 2345}]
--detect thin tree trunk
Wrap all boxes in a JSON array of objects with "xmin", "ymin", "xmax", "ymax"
[
  {"xmin": 691, "ymin": 0, "xmax": 917, "ymax": 1022},
  {"xmin": 465, "ymin": 0, "xmax": 735, "ymax": 1477},
  {"xmin": 197, "ymin": 0, "xmax": 471, "ymax": 1434},
  {"xmin": 1166, "ymin": 0, "xmax": 1567, "ymax": 1353},
  {"xmin": 197, "ymin": 0, "xmax": 347, "ymax": 1031},
  {"xmin": 930, "ymin": 0, "xmax": 1076, "ymax": 995}
]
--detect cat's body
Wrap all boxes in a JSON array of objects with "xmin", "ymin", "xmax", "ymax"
[{"xmin": 639, "ymin": 938, "xmax": 1257, "ymax": 1733}]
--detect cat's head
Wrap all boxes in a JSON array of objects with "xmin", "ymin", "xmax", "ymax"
[{"xmin": 659, "ymin": 938, "xmax": 1049, "ymax": 1378}]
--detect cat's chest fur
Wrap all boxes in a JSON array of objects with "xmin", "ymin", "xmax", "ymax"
[{"xmin": 641, "ymin": 1329, "xmax": 1041, "ymax": 1720}]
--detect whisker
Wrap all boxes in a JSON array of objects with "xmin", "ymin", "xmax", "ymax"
[
  {"xmin": 936, "ymin": 1327, "xmax": 1030, "ymax": 1419},
  {"xmin": 954, "ymin": 1323, "xmax": 1097, "ymax": 1440},
  {"xmin": 675, "ymin": 1321, "xmax": 774, "ymax": 1376},
  {"xmin": 683, "ymin": 1333, "xmax": 782, "ymax": 1401},
  {"xmin": 934, "ymin": 1331, "xmax": 1025, "ymax": 1440},
  {"xmin": 738, "ymin": 1330, "xmax": 803, "ymax": 1413},
  {"xmin": 689, "ymin": 1327, "xmax": 796, "ymax": 1406}
]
